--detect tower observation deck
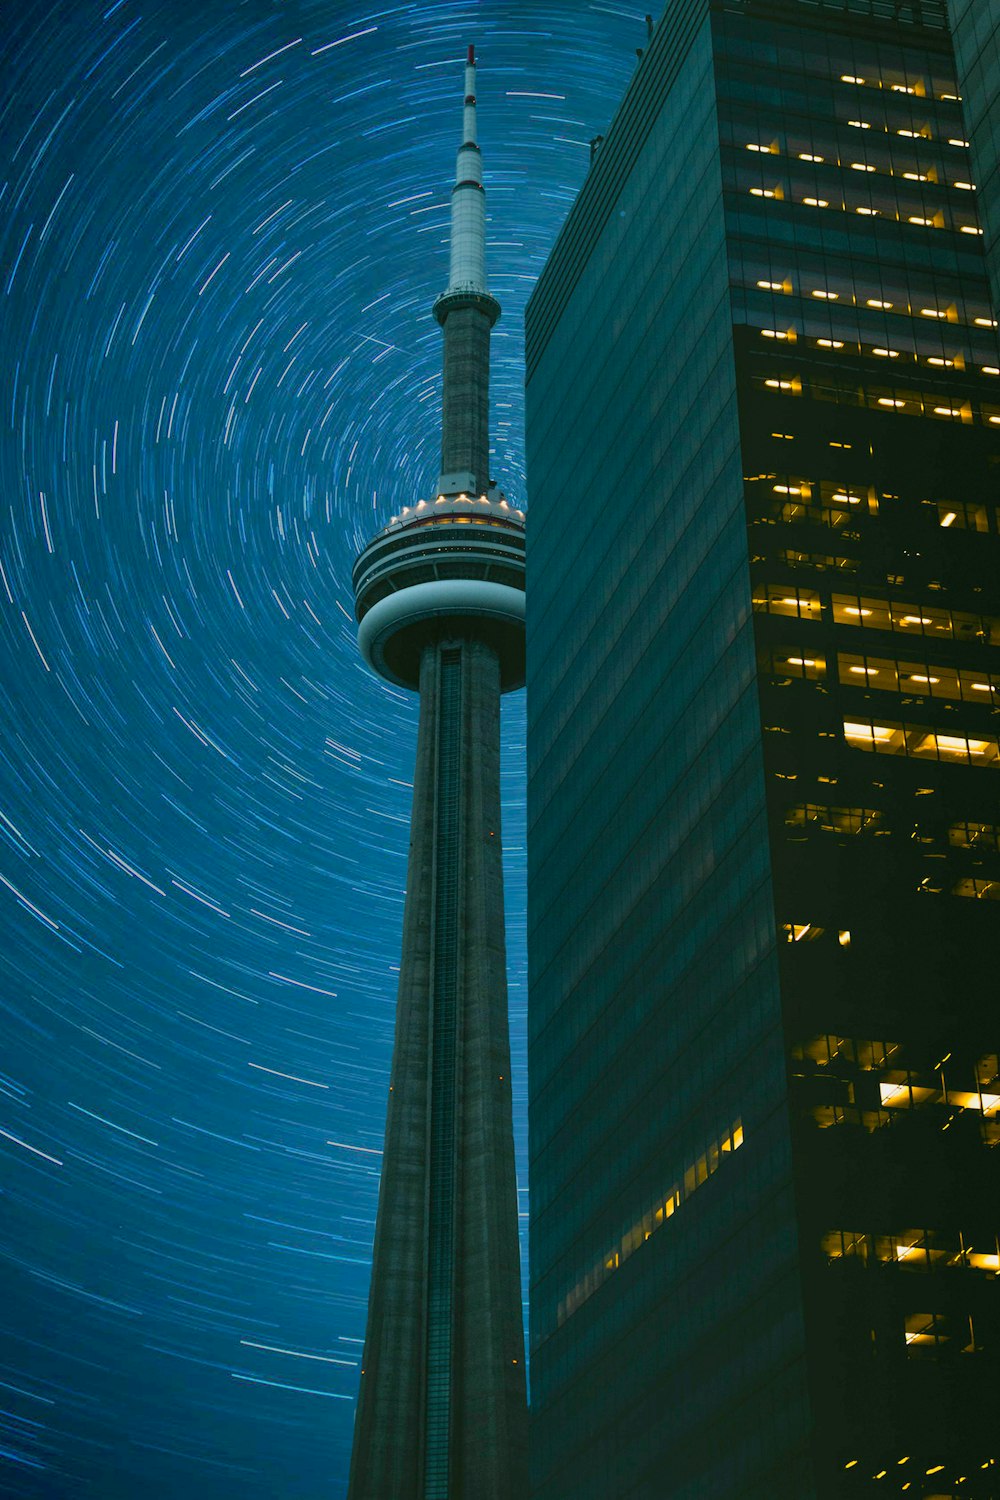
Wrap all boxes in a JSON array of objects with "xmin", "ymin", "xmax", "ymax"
[{"xmin": 348, "ymin": 46, "xmax": 528, "ymax": 1500}]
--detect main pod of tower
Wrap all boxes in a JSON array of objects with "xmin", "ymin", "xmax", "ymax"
[{"xmin": 348, "ymin": 46, "xmax": 528, "ymax": 1500}]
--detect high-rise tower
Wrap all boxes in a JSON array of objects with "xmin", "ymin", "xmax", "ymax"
[
  {"xmin": 526, "ymin": 2, "xmax": 1000, "ymax": 1497},
  {"xmin": 349, "ymin": 47, "xmax": 528, "ymax": 1500}
]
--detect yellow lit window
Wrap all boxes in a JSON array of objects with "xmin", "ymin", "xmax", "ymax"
[
  {"xmin": 799, "ymin": 152, "xmax": 824, "ymax": 163},
  {"xmin": 952, "ymin": 877, "xmax": 1000, "ymax": 902},
  {"xmin": 867, "ymin": 298, "xmax": 892, "ymax": 309},
  {"xmin": 784, "ymin": 804, "xmax": 881, "ymax": 836},
  {"xmin": 752, "ymin": 585, "xmax": 821, "ymax": 620},
  {"xmin": 803, "ymin": 197, "xmax": 829, "ymax": 208},
  {"xmin": 781, "ymin": 922, "xmax": 824, "ymax": 943},
  {"xmin": 556, "ymin": 1118, "xmax": 745, "ymax": 1327},
  {"xmin": 948, "ymin": 821, "xmax": 1000, "ymax": 851},
  {"xmin": 847, "ymin": 119, "xmax": 871, "ymax": 129}
]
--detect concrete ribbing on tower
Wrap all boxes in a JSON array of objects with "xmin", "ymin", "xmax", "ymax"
[
  {"xmin": 349, "ymin": 44, "xmax": 527, "ymax": 1498},
  {"xmin": 346, "ymin": 639, "xmax": 527, "ymax": 1499},
  {"xmin": 440, "ymin": 304, "xmax": 493, "ymax": 495}
]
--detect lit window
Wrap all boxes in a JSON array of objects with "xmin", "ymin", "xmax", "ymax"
[
  {"xmin": 757, "ymin": 279, "xmax": 785, "ymax": 290},
  {"xmin": 817, "ymin": 339, "xmax": 844, "ymax": 349},
  {"xmin": 921, "ymin": 308, "xmax": 947, "ymax": 319},
  {"xmin": 841, "ymin": 74, "xmax": 866, "ymax": 85},
  {"xmin": 952, "ymin": 878, "xmax": 1000, "ymax": 902},
  {"xmin": 750, "ymin": 187, "xmax": 777, "ymax": 198},
  {"xmin": 782, "ymin": 922, "xmax": 824, "ymax": 942},
  {"xmin": 867, "ymin": 298, "xmax": 892, "ymax": 309},
  {"xmin": 953, "ymin": 181, "xmax": 976, "ymax": 191},
  {"xmin": 803, "ymin": 197, "xmax": 829, "ymax": 207},
  {"xmin": 785, "ymin": 804, "xmax": 881, "ymax": 836},
  {"xmin": 556, "ymin": 1118, "xmax": 745, "ymax": 1327},
  {"xmin": 878, "ymin": 398, "xmax": 905, "ymax": 408},
  {"xmin": 848, "ymin": 120, "xmax": 871, "ymax": 129},
  {"xmin": 812, "ymin": 289, "xmax": 838, "ymax": 300},
  {"xmin": 761, "ymin": 328, "xmax": 792, "ymax": 339},
  {"xmin": 903, "ymin": 171, "xmax": 929, "ymax": 181},
  {"xmin": 933, "ymin": 410, "xmax": 961, "ymax": 420},
  {"xmin": 960, "ymin": 225, "xmax": 984, "ymax": 235},
  {"xmin": 890, "ymin": 83, "xmax": 915, "ymax": 94},
  {"xmin": 872, "ymin": 347, "xmax": 899, "ymax": 358},
  {"xmin": 855, "ymin": 206, "xmax": 879, "ymax": 215},
  {"xmin": 897, "ymin": 128, "xmax": 920, "ymax": 139},
  {"xmin": 948, "ymin": 138, "xmax": 971, "ymax": 148},
  {"xmin": 926, "ymin": 358, "xmax": 954, "ymax": 368},
  {"xmin": 799, "ymin": 152, "xmax": 824, "ymax": 163},
  {"xmin": 904, "ymin": 1312, "xmax": 950, "ymax": 1354},
  {"xmin": 983, "ymin": 367, "xmax": 1000, "ymax": 376},
  {"xmin": 850, "ymin": 665, "xmax": 879, "ymax": 675},
  {"xmin": 752, "ymin": 587, "xmax": 821, "ymax": 620},
  {"xmin": 974, "ymin": 317, "xmax": 998, "ymax": 329},
  {"xmin": 851, "ymin": 162, "xmax": 875, "ymax": 172},
  {"xmin": 839, "ymin": 930, "xmax": 851, "ymax": 947},
  {"xmin": 746, "ymin": 142, "xmax": 776, "ymax": 153},
  {"xmin": 908, "ymin": 215, "xmax": 934, "ymax": 226}
]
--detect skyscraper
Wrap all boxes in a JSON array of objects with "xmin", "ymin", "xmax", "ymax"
[
  {"xmin": 349, "ymin": 47, "xmax": 528, "ymax": 1500},
  {"xmin": 947, "ymin": 2, "xmax": 1000, "ymax": 312},
  {"xmin": 525, "ymin": 2, "xmax": 1000, "ymax": 1496}
]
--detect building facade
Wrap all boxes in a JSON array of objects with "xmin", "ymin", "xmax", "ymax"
[
  {"xmin": 349, "ymin": 49, "xmax": 527, "ymax": 1500},
  {"xmin": 525, "ymin": 3, "xmax": 1000, "ymax": 1496},
  {"xmin": 947, "ymin": 1, "xmax": 1000, "ymax": 314}
]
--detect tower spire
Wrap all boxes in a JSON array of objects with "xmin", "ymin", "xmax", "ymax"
[{"xmin": 433, "ymin": 44, "xmax": 500, "ymax": 498}]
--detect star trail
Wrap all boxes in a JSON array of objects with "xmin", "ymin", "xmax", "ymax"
[{"xmin": 0, "ymin": 3, "xmax": 640, "ymax": 1495}]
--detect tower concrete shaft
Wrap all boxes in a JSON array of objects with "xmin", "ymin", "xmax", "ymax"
[
  {"xmin": 347, "ymin": 640, "xmax": 527, "ymax": 1500},
  {"xmin": 349, "ymin": 43, "xmax": 528, "ymax": 1500}
]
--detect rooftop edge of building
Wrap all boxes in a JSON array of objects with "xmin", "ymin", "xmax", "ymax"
[{"xmin": 525, "ymin": 0, "xmax": 951, "ymax": 380}]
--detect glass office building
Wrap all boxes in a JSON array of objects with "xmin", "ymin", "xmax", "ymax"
[
  {"xmin": 525, "ymin": 2, "xmax": 1000, "ymax": 1496},
  {"xmin": 947, "ymin": 1, "xmax": 1000, "ymax": 314}
]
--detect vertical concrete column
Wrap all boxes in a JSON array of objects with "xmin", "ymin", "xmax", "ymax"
[
  {"xmin": 347, "ymin": 638, "xmax": 527, "ymax": 1500},
  {"xmin": 440, "ymin": 306, "xmax": 493, "ymax": 493}
]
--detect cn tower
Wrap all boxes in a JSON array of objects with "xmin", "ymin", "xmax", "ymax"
[{"xmin": 349, "ymin": 46, "xmax": 528, "ymax": 1500}]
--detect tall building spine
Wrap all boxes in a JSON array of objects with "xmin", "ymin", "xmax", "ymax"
[{"xmin": 349, "ymin": 45, "xmax": 528, "ymax": 1500}]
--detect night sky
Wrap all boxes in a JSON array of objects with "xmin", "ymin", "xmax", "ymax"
[{"xmin": 0, "ymin": 2, "xmax": 642, "ymax": 1495}]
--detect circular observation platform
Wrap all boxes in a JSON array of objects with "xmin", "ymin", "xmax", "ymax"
[{"xmin": 353, "ymin": 492, "xmax": 526, "ymax": 692}]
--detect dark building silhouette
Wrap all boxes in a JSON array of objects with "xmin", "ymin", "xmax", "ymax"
[
  {"xmin": 525, "ymin": 3, "xmax": 1000, "ymax": 1496},
  {"xmin": 349, "ymin": 48, "xmax": 528, "ymax": 1500},
  {"xmin": 947, "ymin": 2, "xmax": 1000, "ymax": 314}
]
